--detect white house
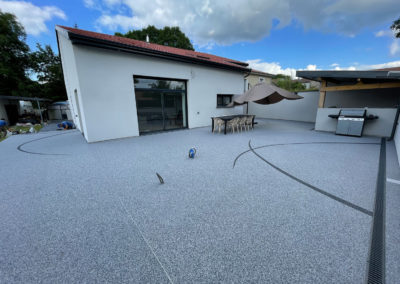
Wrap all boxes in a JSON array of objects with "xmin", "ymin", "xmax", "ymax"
[{"xmin": 56, "ymin": 26, "xmax": 250, "ymax": 142}]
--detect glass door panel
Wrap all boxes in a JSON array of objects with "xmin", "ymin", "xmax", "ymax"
[
  {"xmin": 163, "ymin": 92, "xmax": 184, "ymax": 130},
  {"xmin": 135, "ymin": 90, "xmax": 164, "ymax": 133}
]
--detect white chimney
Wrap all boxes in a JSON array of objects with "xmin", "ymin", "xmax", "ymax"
[{"xmin": 146, "ymin": 35, "xmax": 149, "ymax": 43}]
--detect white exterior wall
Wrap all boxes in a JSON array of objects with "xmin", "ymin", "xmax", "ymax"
[
  {"xmin": 58, "ymin": 31, "xmax": 244, "ymax": 142},
  {"xmin": 248, "ymin": 91, "xmax": 319, "ymax": 122},
  {"xmin": 394, "ymin": 114, "xmax": 400, "ymax": 166},
  {"xmin": 314, "ymin": 88, "xmax": 399, "ymax": 138},
  {"xmin": 57, "ymin": 28, "xmax": 88, "ymax": 136},
  {"xmin": 325, "ymin": 88, "xmax": 399, "ymax": 108},
  {"xmin": 315, "ymin": 108, "xmax": 397, "ymax": 137}
]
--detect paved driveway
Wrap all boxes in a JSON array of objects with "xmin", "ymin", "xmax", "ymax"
[{"xmin": 0, "ymin": 119, "xmax": 399, "ymax": 283}]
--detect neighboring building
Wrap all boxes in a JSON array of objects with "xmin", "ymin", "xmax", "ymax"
[
  {"xmin": 18, "ymin": 101, "xmax": 34, "ymax": 115},
  {"xmin": 296, "ymin": 78, "xmax": 320, "ymax": 90},
  {"xmin": 245, "ymin": 69, "xmax": 274, "ymax": 91},
  {"xmin": 48, "ymin": 101, "xmax": 73, "ymax": 121},
  {"xmin": 0, "ymin": 96, "xmax": 49, "ymax": 125},
  {"xmin": 56, "ymin": 26, "xmax": 250, "ymax": 142},
  {"xmin": 296, "ymin": 69, "xmax": 400, "ymax": 138}
]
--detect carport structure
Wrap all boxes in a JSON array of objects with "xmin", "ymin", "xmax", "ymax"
[
  {"xmin": 297, "ymin": 69, "xmax": 400, "ymax": 108},
  {"xmin": 297, "ymin": 69, "xmax": 400, "ymax": 141},
  {"xmin": 0, "ymin": 95, "xmax": 51, "ymax": 125}
]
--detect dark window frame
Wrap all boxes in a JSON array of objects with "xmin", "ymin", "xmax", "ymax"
[
  {"xmin": 133, "ymin": 75, "xmax": 186, "ymax": 91},
  {"xmin": 133, "ymin": 75, "xmax": 188, "ymax": 134},
  {"xmin": 217, "ymin": 94, "xmax": 234, "ymax": 108}
]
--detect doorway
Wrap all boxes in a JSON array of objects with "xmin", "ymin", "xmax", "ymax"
[
  {"xmin": 5, "ymin": 104, "xmax": 18, "ymax": 125},
  {"xmin": 134, "ymin": 76, "xmax": 187, "ymax": 134},
  {"xmin": 74, "ymin": 89, "xmax": 84, "ymax": 133}
]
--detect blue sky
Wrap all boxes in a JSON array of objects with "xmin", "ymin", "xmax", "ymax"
[{"xmin": 1, "ymin": 0, "xmax": 399, "ymax": 76}]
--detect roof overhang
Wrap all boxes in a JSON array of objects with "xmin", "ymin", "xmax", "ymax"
[
  {"xmin": 296, "ymin": 70, "xmax": 400, "ymax": 84},
  {"xmin": 0, "ymin": 95, "xmax": 51, "ymax": 102},
  {"xmin": 60, "ymin": 30, "xmax": 251, "ymax": 73},
  {"xmin": 247, "ymin": 70, "xmax": 274, "ymax": 78},
  {"xmin": 296, "ymin": 70, "xmax": 400, "ymax": 108}
]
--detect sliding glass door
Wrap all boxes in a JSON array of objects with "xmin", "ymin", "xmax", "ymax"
[
  {"xmin": 134, "ymin": 76, "xmax": 187, "ymax": 134},
  {"xmin": 135, "ymin": 90, "xmax": 164, "ymax": 132}
]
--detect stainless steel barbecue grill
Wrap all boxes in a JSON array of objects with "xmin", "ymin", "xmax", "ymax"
[{"xmin": 328, "ymin": 109, "xmax": 379, "ymax": 137}]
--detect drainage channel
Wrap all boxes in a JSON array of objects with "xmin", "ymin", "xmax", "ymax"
[
  {"xmin": 366, "ymin": 138, "xmax": 386, "ymax": 284},
  {"xmin": 237, "ymin": 139, "xmax": 386, "ymax": 282}
]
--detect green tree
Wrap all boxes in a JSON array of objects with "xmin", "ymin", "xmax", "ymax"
[
  {"xmin": 0, "ymin": 11, "xmax": 31, "ymax": 96},
  {"xmin": 30, "ymin": 44, "xmax": 67, "ymax": 101},
  {"xmin": 273, "ymin": 75, "xmax": 306, "ymax": 92},
  {"xmin": 116, "ymin": 25, "xmax": 194, "ymax": 50},
  {"xmin": 391, "ymin": 16, "xmax": 400, "ymax": 38}
]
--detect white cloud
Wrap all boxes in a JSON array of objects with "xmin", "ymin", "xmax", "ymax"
[
  {"xmin": 87, "ymin": 0, "xmax": 399, "ymax": 46},
  {"xmin": 361, "ymin": 60, "xmax": 400, "ymax": 70},
  {"xmin": 246, "ymin": 60, "xmax": 322, "ymax": 78},
  {"xmin": 333, "ymin": 66, "xmax": 356, "ymax": 71},
  {"xmin": 373, "ymin": 29, "xmax": 400, "ymax": 56},
  {"xmin": 0, "ymin": 0, "xmax": 66, "ymax": 36},
  {"xmin": 97, "ymin": 14, "xmax": 136, "ymax": 30},
  {"xmin": 83, "ymin": 0, "xmax": 95, "ymax": 8},
  {"xmin": 306, "ymin": 64, "xmax": 317, "ymax": 71},
  {"xmin": 390, "ymin": 40, "xmax": 400, "ymax": 56},
  {"xmin": 246, "ymin": 59, "xmax": 297, "ymax": 78},
  {"xmin": 374, "ymin": 30, "xmax": 393, "ymax": 37},
  {"xmin": 247, "ymin": 59, "xmax": 400, "ymax": 78},
  {"xmin": 326, "ymin": 61, "xmax": 400, "ymax": 70},
  {"xmin": 104, "ymin": 0, "xmax": 122, "ymax": 6}
]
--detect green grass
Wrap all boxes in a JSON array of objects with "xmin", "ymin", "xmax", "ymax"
[
  {"xmin": 8, "ymin": 124, "xmax": 43, "ymax": 133},
  {"xmin": 0, "ymin": 124, "xmax": 43, "ymax": 143}
]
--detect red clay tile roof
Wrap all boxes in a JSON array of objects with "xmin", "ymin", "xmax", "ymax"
[
  {"xmin": 372, "ymin": 66, "xmax": 400, "ymax": 71},
  {"xmin": 57, "ymin": 26, "xmax": 249, "ymax": 71},
  {"xmin": 249, "ymin": 69, "xmax": 274, "ymax": 77}
]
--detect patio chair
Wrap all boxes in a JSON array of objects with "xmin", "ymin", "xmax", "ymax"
[
  {"xmin": 227, "ymin": 117, "xmax": 240, "ymax": 133},
  {"xmin": 245, "ymin": 115, "xmax": 254, "ymax": 130},
  {"xmin": 213, "ymin": 117, "xmax": 225, "ymax": 133},
  {"xmin": 238, "ymin": 116, "xmax": 247, "ymax": 132}
]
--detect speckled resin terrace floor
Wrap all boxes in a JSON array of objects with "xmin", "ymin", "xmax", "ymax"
[{"xmin": 0, "ymin": 119, "xmax": 398, "ymax": 283}]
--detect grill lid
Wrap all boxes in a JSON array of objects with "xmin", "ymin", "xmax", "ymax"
[{"xmin": 339, "ymin": 109, "xmax": 366, "ymax": 117}]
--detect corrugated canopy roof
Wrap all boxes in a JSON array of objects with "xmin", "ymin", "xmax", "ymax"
[
  {"xmin": 0, "ymin": 95, "xmax": 51, "ymax": 102},
  {"xmin": 296, "ymin": 70, "xmax": 400, "ymax": 83}
]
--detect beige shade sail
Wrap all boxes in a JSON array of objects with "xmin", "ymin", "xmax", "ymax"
[{"xmin": 229, "ymin": 83, "xmax": 303, "ymax": 106}]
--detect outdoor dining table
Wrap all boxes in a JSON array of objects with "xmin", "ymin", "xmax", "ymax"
[{"xmin": 211, "ymin": 114, "xmax": 255, "ymax": 135}]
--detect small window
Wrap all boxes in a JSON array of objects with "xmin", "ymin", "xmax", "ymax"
[
  {"xmin": 259, "ymin": 77, "xmax": 265, "ymax": 83},
  {"xmin": 217, "ymin": 94, "xmax": 233, "ymax": 108}
]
